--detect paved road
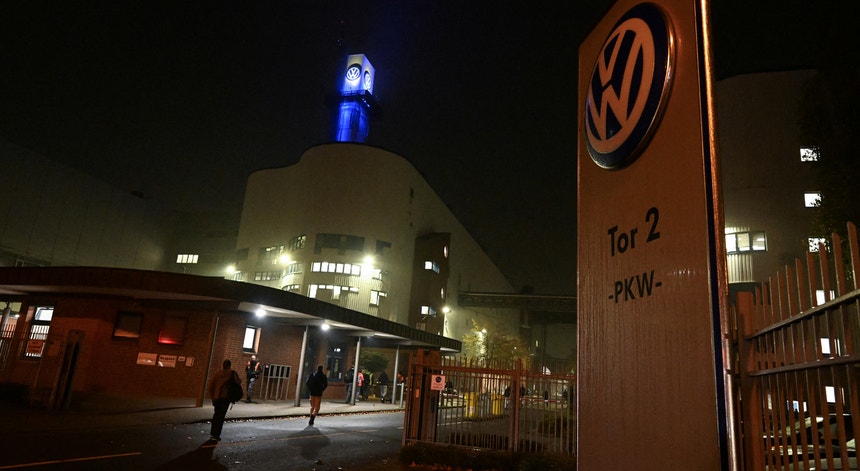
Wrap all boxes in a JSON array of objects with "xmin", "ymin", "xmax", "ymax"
[{"xmin": 1, "ymin": 396, "xmax": 414, "ymax": 470}]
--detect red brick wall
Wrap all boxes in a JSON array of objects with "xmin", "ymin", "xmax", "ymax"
[
  {"xmin": 56, "ymin": 298, "xmax": 219, "ymax": 400},
  {"xmin": 4, "ymin": 294, "xmax": 396, "ymax": 407}
]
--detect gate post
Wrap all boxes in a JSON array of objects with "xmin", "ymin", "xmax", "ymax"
[
  {"xmin": 508, "ymin": 358, "xmax": 522, "ymax": 451},
  {"xmin": 737, "ymin": 291, "xmax": 764, "ymax": 471},
  {"xmin": 404, "ymin": 349, "xmax": 441, "ymax": 445}
]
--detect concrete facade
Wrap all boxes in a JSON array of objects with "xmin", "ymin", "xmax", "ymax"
[
  {"xmin": 717, "ymin": 70, "xmax": 818, "ymax": 284},
  {"xmin": 0, "ymin": 138, "xmax": 172, "ymax": 270},
  {"xmin": 235, "ymin": 143, "xmax": 518, "ymax": 344}
]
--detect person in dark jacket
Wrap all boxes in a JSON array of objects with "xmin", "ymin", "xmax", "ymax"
[
  {"xmin": 245, "ymin": 354, "xmax": 261, "ymax": 403},
  {"xmin": 377, "ymin": 371, "xmax": 390, "ymax": 403},
  {"xmin": 344, "ymin": 366, "xmax": 355, "ymax": 403},
  {"xmin": 207, "ymin": 359, "xmax": 241, "ymax": 442},
  {"xmin": 306, "ymin": 365, "xmax": 328, "ymax": 425}
]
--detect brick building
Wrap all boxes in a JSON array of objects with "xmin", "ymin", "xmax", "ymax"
[{"xmin": 0, "ymin": 267, "xmax": 457, "ymax": 408}]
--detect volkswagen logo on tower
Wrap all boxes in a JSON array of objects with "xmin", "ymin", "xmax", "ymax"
[
  {"xmin": 345, "ymin": 64, "xmax": 361, "ymax": 82},
  {"xmin": 584, "ymin": 2, "xmax": 674, "ymax": 170}
]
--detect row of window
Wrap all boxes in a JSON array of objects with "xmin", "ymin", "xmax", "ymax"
[
  {"xmin": 176, "ymin": 254, "xmax": 198, "ymax": 264},
  {"xmin": 312, "ymin": 261, "xmax": 363, "ymax": 275},
  {"xmin": 306, "ymin": 284, "xmax": 389, "ymax": 306},
  {"xmin": 25, "ymin": 308, "xmax": 199, "ymax": 359},
  {"xmin": 113, "ymin": 311, "xmax": 187, "ymax": 345},
  {"xmin": 308, "ymin": 284, "xmax": 359, "ymax": 300},
  {"xmin": 239, "ymin": 259, "xmax": 386, "ymax": 282},
  {"xmin": 254, "ymin": 271, "xmax": 281, "ymax": 281},
  {"xmin": 725, "ymin": 231, "xmax": 767, "ymax": 254}
]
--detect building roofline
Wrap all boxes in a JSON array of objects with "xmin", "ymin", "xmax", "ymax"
[{"xmin": 0, "ymin": 266, "xmax": 461, "ymax": 352}]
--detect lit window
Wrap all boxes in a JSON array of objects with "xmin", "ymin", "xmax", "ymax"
[
  {"xmin": 285, "ymin": 263, "xmax": 303, "ymax": 274},
  {"xmin": 825, "ymin": 386, "xmax": 840, "ymax": 404},
  {"xmin": 751, "ymin": 233, "xmax": 767, "ymax": 251},
  {"xmin": 804, "ymin": 192, "xmax": 822, "ymax": 208},
  {"xmin": 424, "ymin": 261, "xmax": 439, "ymax": 273},
  {"xmin": 725, "ymin": 235, "xmax": 737, "ymax": 253},
  {"xmin": 25, "ymin": 306, "xmax": 53, "ymax": 358},
  {"xmin": 283, "ymin": 284, "xmax": 301, "ymax": 292},
  {"xmin": 809, "ymin": 237, "xmax": 828, "ymax": 252},
  {"xmin": 176, "ymin": 254, "xmax": 199, "ymax": 264},
  {"xmin": 815, "ymin": 289, "xmax": 836, "ymax": 304},
  {"xmin": 820, "ymin": 338, "xmax": 842, "ymax": 357},
  {"xmin": 443, "ymin": 246, "xmax": 449, "ymax": 258},
  {"xmin": 800, "ymin": 146, "xmax": 820, "ymax": 162},
  {"xmin": 725, "ymin": 231, "xmax": 767, "ymax": 254},
  {"xmin": 370, "ymin": 290, "xmax": 388, "ymax": 306},
  {"xmin": 421, "ymin": 305, "xmax": 436, "ymax": 317},
  {"xmin": 243, "ymin": 326, "xmax": 260, "ymax": 352}
]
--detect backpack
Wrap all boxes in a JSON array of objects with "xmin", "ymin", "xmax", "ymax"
[{"xmin": 223, "ymin": 371, "xmax": 244, "ymax": 403}]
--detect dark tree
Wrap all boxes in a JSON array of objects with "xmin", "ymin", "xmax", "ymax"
[{"xmin": 799, "ymin": 67, "xmax": 860, "ymax": 240}]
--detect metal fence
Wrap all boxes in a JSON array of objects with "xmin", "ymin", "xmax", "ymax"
[
  {"xmin": 404, "ymin": 351, "xmax": 575, "ymax": 456},
  {"xmin": 735, "ymin": 222, "xmax": 860, "ymax": 470}
]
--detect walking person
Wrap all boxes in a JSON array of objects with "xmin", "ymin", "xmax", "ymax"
[
  {"xmin": 377, "ymin": 371, "xmax": 390, "ymax": 403},
  {"xmin": 306, "ymin": 365, "xmax": 328, "ymax": 425},
  {"xmin": 245, "ymin": 354, "xmax": 261, "ymax": 403},
  {"xmin": 207, "ymin": 359, "xmax": 242, "ymax": 442},
  {"xmin": 396, "ymin": 371, "xmax": 406, "ymax": 403},
  {"xmin": 344, "ymin": 366, "xmax": 355, "ymax": 403}
]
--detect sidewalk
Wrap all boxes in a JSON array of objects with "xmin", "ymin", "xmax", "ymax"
[{"xmin": 1, "ymin": 394, "xmax": 406, "ymax": 435}]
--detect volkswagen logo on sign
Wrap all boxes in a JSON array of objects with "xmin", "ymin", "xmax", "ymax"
[{"xmin": 585, "ymin": 3, "xmax": 674, "ymax": 170}]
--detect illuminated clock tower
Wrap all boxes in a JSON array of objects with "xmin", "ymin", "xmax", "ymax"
[{"xmin": 335, "ymin": 54, "xmax": 376, "ymax": 143}]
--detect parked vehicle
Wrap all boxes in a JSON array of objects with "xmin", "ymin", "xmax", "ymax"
[{"xmin": 767, "ymin": 415, "xmax": 855, "ymax": 470}]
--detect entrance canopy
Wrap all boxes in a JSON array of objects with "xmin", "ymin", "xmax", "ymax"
[{"xmin": 0, "ymin": 267, "xmax": 461, "ymax": 352}]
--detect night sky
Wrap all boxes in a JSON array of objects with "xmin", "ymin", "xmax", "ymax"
[{"xmin": 0, "ymin": 1, "xmax": 855, "ymax": 294}]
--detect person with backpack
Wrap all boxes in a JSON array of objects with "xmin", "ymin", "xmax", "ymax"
[
  {"xmin": 306, "ymin": 365, "xmax": 328, "ymax": 425},
  {"xmin": 207, "ymin": 359, "xmax": 242, "ymax": 442}
]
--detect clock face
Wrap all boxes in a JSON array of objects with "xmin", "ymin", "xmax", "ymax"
[
  {"xmin": 363, "ymin": 71, "xmax": 372, "ymax": 90},
  {"xmin": 346, "ymin": 64, "xmax": 361, "ymax": 82}
]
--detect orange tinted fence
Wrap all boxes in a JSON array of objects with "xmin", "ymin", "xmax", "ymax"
[
  {"xmin": 404, "ymin": 351, "xmax": 575, "ymax": 457},
  {"xmin": 735, "ymin": 222, "xmax": 860, "ymax": 470}
]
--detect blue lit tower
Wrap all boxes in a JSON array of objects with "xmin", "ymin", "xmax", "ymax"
[{"xmin": 335, "ymin": 54, "xmax": 376, "ymax": 143}]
